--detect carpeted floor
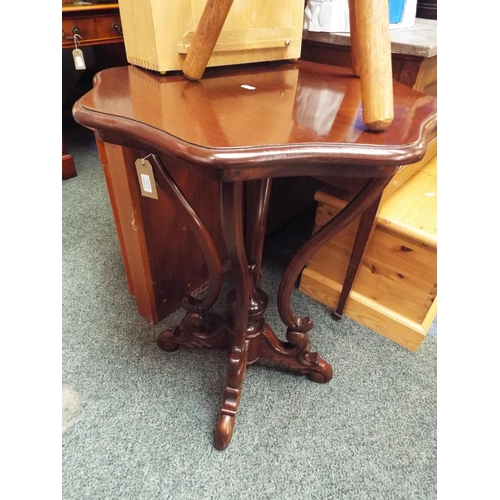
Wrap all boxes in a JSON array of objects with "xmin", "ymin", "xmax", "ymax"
[{"xmin": 62, "ymin": 130, "xmax": 437, "ymax": 499}]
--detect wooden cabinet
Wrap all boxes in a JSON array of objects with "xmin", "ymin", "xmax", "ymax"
[
  {"xmin": 96, "ymin": 139, "xmax": 228, "ymax": 324},
  {"xmin": 62, "ymin": 3, "xmax": 126, "ymax": 179},
  {"xmin": 62, "ymin": 3, "xmax": 123, "ymax": 48}
]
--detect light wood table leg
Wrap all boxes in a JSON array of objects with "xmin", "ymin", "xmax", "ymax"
[{"xmin": 353, "ymin": 0, "xmax": 394, "ymax": 131}]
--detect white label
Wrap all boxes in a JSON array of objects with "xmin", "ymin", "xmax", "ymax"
[
  {"xmin": 72, "ymin": 48, "xmax": 86, "ymax": 70},
  {"xmin": 140, "ymin": 173, "xmax": 153, "ymax": 193}
]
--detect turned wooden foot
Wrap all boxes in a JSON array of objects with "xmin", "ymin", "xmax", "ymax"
[
  {"xmin": 215, "ymin": 414, "xmax": 235, "ymax": 451},
  {"xmin": 214, "ymin": 341, "xmax": 249, "ymax": 449}
]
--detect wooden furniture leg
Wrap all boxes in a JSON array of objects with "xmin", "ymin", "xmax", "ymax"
[
  {"xmin": 151, "ymin": 156, "xmax": 335, "ymax": 449},
  {"xmin": 351, "ymin": 0, "xmax": 394, "ymax": 131},
  {"xmin": 314, "ymin": 0, "xmax": 394, "ymax": 314},
  {"xmin": 152, "ymin": 163, "xmax": 391, "ymax": 449},
  {"xmin": 62, "ymin": 136, "xmax": 77, "ymax": 180},
  {"xmin": 182, "ymin": 0, "xmax": 235, "ymax": 80},
  {"xmin": 347, "ymin": 0, "xmax": 361, "ymax": 76},
  {"xmin": 331, "ymin": 193, "xmax": 382, "ymax": 318}
]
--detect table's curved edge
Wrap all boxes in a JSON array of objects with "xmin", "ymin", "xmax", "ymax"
[{"xmin": 73, "ymin": 78, "xmax": 437, "ymax": 182}]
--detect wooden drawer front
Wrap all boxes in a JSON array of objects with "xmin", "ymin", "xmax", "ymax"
[
  {"xmin": 62, "ymin": 14, "xmax": 123, "ymax": 47},
  {"xmin": 94, "ymin": 15, "xmax": 123, "ymax": 40},
  {"xmin": 62, "ymin": 18, "xmax": 97, "ymax": 45}
]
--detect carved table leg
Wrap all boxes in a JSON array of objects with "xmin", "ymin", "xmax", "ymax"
[
  {"xmin": 278, "ymin": 176, "xmax": 391, "ymax": 331},
  {"xmin": 333, "ymin": 191, "xmax": 383, "ymax": 318},
  {"xmin": 148, "ymin": 154, "xmax": 226, "ymax": 352},
  {"xmin": 216, "ymin": 181, "xmax": 252, "ymax": 450}
]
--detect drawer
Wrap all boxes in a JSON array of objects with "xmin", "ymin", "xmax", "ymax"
[
  {"xmin": 62, "ymin": 13, "xmax": 123, "ymax": 47},
  {"xmin": 94, "ymin": 14, "xmax": 123, "ymax": 40},
  {"xmin": 62, "ymin": 17, "xmax": 97, "ymax": 44}
]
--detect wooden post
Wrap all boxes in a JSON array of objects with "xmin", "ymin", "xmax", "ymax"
[
  {"xmin": 182, "ymin": 0, "xmax": 235, "ymax": 81},
  {"xmin": 354, "ymin": 0, "xmax": 394, "ymax": 131},
  {"xmin": 347, "ymin": 0, "xmax": 361, "ymax": 76}
]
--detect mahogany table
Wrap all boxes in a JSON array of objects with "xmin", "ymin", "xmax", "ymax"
[{"xmin": 73, "ymin": 59, "xmax": 437, "ymax": 450}]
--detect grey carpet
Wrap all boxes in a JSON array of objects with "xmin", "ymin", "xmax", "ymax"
[{"xmin": 62, "ymin": 135, "xmax": 437, "ymax": 500}]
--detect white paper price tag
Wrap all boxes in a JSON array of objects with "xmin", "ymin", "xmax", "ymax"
[{"xmin": 72, "ymin": 48, "xmax": 86, "ymax": 70}]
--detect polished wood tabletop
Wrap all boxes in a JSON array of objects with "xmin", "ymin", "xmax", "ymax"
[{"xmin": 73, "ymin": 59, "xmax": 437, "ymax": 181}]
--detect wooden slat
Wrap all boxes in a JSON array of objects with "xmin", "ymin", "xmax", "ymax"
[
  {"xmin": 299, "ymin": 269, "xmax": 433, "ymax": 352},
  {"xmin": 178, "ymin": 27, "xmax": 300, "ymax": 54},
  {"xmin": 101, "ymin": 143, "xmax": 158, "ymax": 323},
  {"xmin": 379, "ymin": 156, "xmax": 437, "ymax": 239}
]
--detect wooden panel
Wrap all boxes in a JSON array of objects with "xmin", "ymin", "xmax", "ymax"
[
  {"xmin": 136, "ymin": 153, "xmax": 228, "ymax": 322},
  {"xmin": 300, "ymin": 40, "xmax": 353, "ymax": 69},
  {"xmin": 99, "ymin": 142, "xmax": 228, "ymax": 324},
  {"xmin": 62, "ymin": 5, "xmax": 124, "ymax": 48},
  {"xmin": 62, "ymin": 18, "xmax": 97, "ymax": 44},
  {"xmin": 118, "ymin": 0, "xmax": 304, "ymax": 73},
  {"xmin": 94, "ymin": 15, "xmax": 123, "ymax": 40},
  {"xmin": 300, "ymin": 268, "xmax": 436, "ymax": 352},
  {"xmin": 101, "ymin": 143, "xmax": 158, "ymax": 322},
  {"xmin": 306, "ymin": 216, "xmax": 436, "ymax": 324},
  {"xmin": 381, "ymin": 138, "xmax": 437, "ymax": 202},
  {"xmin": 379, "ymin": 156, "xmax": 437, "ymax": 239}
]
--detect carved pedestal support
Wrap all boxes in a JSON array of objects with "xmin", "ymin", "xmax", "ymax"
[
  {"xmin": 157, "ymin": 284, "xmax": 333, "ymax": 450},
  {"xmin": 150, "ymin": 154, "xmax": 390, "ymax": 450}
]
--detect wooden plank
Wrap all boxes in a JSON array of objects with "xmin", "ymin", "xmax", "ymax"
[
  {"xmin": 379, "ymin": 155, "xmax": 437, "ymax": 239},
  {"xmin": 178, "ymin": 27, "xmax": 300, "ymax": 54},
  {"xmin": 299, "ymin": 268, "xmax": 432, "ymax": 352},
  {"xmin": 101, "ymin": 143, "xmax": 158, "ymax": 323}
]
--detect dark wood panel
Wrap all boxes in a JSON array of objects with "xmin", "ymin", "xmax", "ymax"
[{"xmin": 416, "ymin": 1, "xmax": 437, "ymax": 20}]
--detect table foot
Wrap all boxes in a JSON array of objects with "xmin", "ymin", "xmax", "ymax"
[
  {"xmin": 255, "ymin": 324, "xmax": 333, "ymax": 383},
  {"xmin": 156, "ymin": 312, "xmax": 227, "ymax": 352},
  {"xmin": 331, "ymin": 310, "xmax": 343, "ymax": 320},
  {"xmin": 215, "ymin": 414, "xmax": 235, "ymax": 451},
  {"xmin": 215, "ymin": 342, "xmax": 248, "ymax": 449}
]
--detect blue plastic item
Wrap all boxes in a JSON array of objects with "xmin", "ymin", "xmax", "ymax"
[{"xmin": 388, "ymin": 0, "xmax": 406, "ymax": 24}]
